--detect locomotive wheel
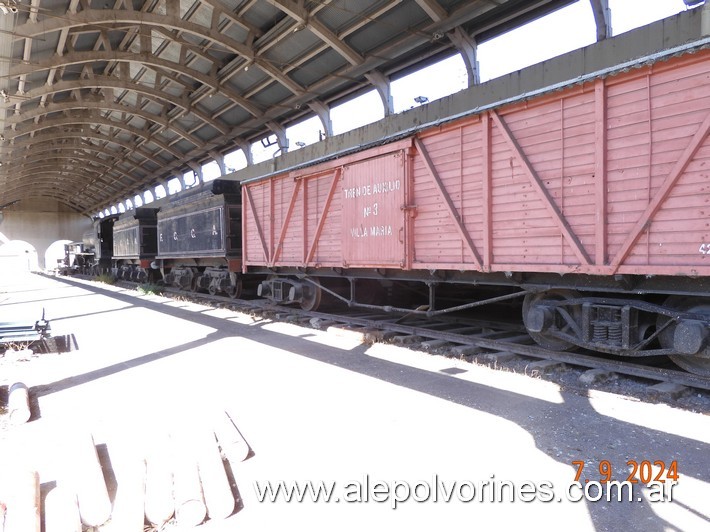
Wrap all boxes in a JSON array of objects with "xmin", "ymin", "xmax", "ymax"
[
  {"xmin": 522, "ymin": 289, "xmax": 581, "ymax": 351},
  {"xmin": 657, "ymin": 296, "xmax": 710, "ymax": 377},
  {"xmin": 189, "ymin": 273, "xmax": 199, "ymax": 292},
  {"xmin": 301, "ymin": 278, "xmax": 322, "ymax": 311},
  {"xmin": 226, "ymin": 280, "xmax": 243, "ymax": 299}
]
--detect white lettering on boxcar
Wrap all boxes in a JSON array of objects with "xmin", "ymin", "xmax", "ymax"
[
  {"xmin": 370, "ymin": 225, "xmax": 393, "ymax": 237},
  {"xmin": 346, "ymin": 179, "xmax": 400, "ymax": 238},
  {"xmin": 350, "ymin": 224, "xmax": 393, "ymax": 238},
  {"xmin": 363, "ymin": 203, "xmax": 379, "ymax": 218},
  {"xmin": 343, "ymin": 179, "xmax": 400, "ymax": 200}
]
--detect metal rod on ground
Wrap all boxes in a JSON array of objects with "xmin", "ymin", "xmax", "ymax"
[
  {"xmin": 7, "ymin": 383, "xmax": 30, "ymax": 425},
  {"xmin": 214, "ymin": 411, "xmax": 250, "ymax": 463},
  {"xmin": 196, "ymin": 429, "xmax": 235, "ymax": 521},
  {"xmin": 144, "ymin": 435, "xmax": 174, "ymax": 527},
  {"xmin": 44, "ymin": 487, "xmax": 81, "ymax": 532},
  {"xmin": 172, "ymin": 431, "xmax": 207, "ymax": 528},
  {"xmin": 4, "ymin": 471, "xmax": 40, "ymax": 532},
  {"xmin": 70, "ymin": 432, "xmax": 112, "ymax": 528}
]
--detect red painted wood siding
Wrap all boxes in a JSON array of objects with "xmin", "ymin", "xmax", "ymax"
[{"xmin": 244, "ymin": 51, "xmax": 710, "ymax": 277}]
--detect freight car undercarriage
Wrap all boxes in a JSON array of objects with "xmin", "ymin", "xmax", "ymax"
[
  {"xmin": 254, "ymin": 269, "xmax": 710, "ymax": 376},
  {"xmin": 162, "ymin": 264, "xmax": 242, "ymax": 298}
]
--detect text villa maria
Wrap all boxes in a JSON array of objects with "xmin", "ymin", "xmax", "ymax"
[{"xmin": 351, "ymin": 225, "xmax": 393, "ymax": 238}]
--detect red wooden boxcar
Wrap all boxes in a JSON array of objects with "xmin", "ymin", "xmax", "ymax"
[{"xmin": 242, "ymin": 48, "xmax": 710, "ymax": 375}]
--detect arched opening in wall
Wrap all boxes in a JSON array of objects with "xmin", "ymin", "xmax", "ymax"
[
  {"xmin": 45, "ymin": 239, "xmax": 73, "ymax": 272},
  {"xmin": 183, "ymin": 170, "xmax": 198, "ymax": 189},
  {"xmin": 167, "ymin": 177, "xmax": 182, "ymax": 195},
  {"xmin": 202, "ymin": 161, "xmax": 221, "ymax": 183},
  {"xmin": 155, "ymin": 184, "xmax": 167, "ymax": 200},
  {"xmin": 224, "ymin": 149, "xmax": 247, "ymax": 174},
  {"xmin": 391, "ymin": 55, "xmax": 467, "ymax": 113},
  {"xmin": 331, "ymin": 90, "xmax": 384, "ymax": 136},
  {"xmin": 286, "ymin": 115, "xmax": 323, "ymax": 150},
  {"xmin": 0, "ymin": 240, "xmax": 39, "ymax": 272},
  {"xmin": 476, "ymin": 1, "xmax": 595, "ymax": 82}
]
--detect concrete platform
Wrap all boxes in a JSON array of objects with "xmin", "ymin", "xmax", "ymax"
[{"xmin": 0, "ymin": 273, "xmax": 708, "ymax": 532}]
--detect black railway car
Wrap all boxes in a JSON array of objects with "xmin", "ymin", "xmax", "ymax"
[
  {"xmin": 83, "ymin": 215, "xmax": 118, "ymax": 275},
  {"xmin": 60, "ymin": 241, "xmax": 95, "ymax": 275},
  {"xmin": 156, "ymin": 180, "xmax": 243, "ymax": 297},
  {"xmin": 112, "ymin": 207, "xmax": 159, "ymax": 282}
]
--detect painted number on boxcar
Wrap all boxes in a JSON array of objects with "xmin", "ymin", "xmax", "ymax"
[{"xmin": 341, "ymin": 153, "xmax": 405, "ymax": 266}]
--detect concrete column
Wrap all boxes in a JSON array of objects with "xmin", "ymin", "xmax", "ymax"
[
  {"xmin": 234, "ymin": 138, "xmax": 253, "ymax": 166},
  {"xmin": 267, "ymin": 121, "xmax": 289, "ymax": 155},
  {"xmin": 308, "ymin": 100, "xmax": 333, "ymax": 139},
  {"xmin": 365, "ymin": 70, "xmax": 394, "ymax": 116},
  {"xmin": 187, "ymin": 162, "xmax": 202, "ymax": 185},
  {"xmin": 590, "ymin": 0, "xmax": 612, "ymax": 41},
  {"xmin": 209, "ymin": 150, "xmax": 226, "ymax": 175},
  {"xmin": 448, "ymin": 27, "xmax": 480, "ymax": 86}
]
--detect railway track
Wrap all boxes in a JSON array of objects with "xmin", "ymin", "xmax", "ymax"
[
  {"xmin": 151, "ymin": 283, "xmax": 710, "ymax": 397},
  {"xmin": 55, "ymin": 274, "xmax": 710, "ymax": 408}
]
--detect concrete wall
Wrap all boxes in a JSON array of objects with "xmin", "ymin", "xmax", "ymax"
[
  {"xmin": 0, "ymin": 198, "xmax": 92, "ymax": 270},
  {"xmin": 226, "ymin": 5, "xmax": 710, "ymax": 184}
]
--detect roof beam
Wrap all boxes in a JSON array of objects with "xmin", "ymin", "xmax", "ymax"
[
  {"xmin": 6, "ymin": 100, "xmax": 205, "ymax": 149},
  {"xmin": 7, "ymin": 76, "xmax": 229, "ymax": 136},
  {"xmin": 13, "ymin": 10, "xmax": 306, "ymax": 96},
  {"xmin": 265, "ymin": 0, "xmax": 364, "ymax": 66},
  {"xmin": 8, "ymin": 114, "xmax": 184, "ymax": 159},
  {"xmin": 6, "ymin": 129, "xmax": 167, "ymax": 168},
  {"xmin": 10, "ymin": 50, "xmax": 265, "ymax": 119},
  {"xmin": 415, "ymin": 0, "xmax": 447, "ymax": 22}
]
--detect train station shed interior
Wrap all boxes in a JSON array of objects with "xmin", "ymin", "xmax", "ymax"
[{"xmin": 0, "ymin": 0, "xmax": 617, "ymax": 268}]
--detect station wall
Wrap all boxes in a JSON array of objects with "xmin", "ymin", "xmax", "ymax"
[{"xmin": 0, "ymin": 199, "xmax": 92, "ymax": 271}]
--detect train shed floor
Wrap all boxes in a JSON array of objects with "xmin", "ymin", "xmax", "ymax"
[{"xmin": 0, "ymin": 273, "xmax": 708, "ymax": 532}]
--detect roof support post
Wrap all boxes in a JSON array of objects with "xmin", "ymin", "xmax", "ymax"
[
  {"xmin": 209, "ymin": 150, "xmax": 226, "ymax": 175},
  {"xmin": 308, "ymin": 100, "xmax": 332, "ymax": 139},
  {"xmin": 234, "ymin": 138, "xmax": 253, "ymax": 167},
  {"xmin": 187, "ymin": 161, "xmax": 202, "ymax": 185},
  {"xmin": 267, "ymin": 121, "xmax": 289, "ymax": 155},
  {"xmin": 589, "ymin": 0, "xmax": 612, "ymax": 41},
  {"xmin": 365, "ymin": 70, "xmax": 394, "ymax": 117},
  {"xmin": 448, "ymin": 27, "xmax": 479, "ymax": 86}
]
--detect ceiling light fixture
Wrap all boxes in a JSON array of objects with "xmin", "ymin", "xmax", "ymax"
[{"xmin": 0, "ymin": 1, "xmax": 18, "ymax": 15}]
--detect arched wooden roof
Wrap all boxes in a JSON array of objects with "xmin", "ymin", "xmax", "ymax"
[{"xmin": 0, "ymin": 0, "xmax": 595, "ymax": 214}]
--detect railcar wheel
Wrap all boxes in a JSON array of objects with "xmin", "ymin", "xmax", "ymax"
[
  {"xmin": 657, "ymin": 297, "xmax": 710, "ymax": 377},
  {"xmin": 226, "ymin": 280, "xmax": 242, "ymax": 299},
  {"xmin": 522, "ymin": 289, "xmax": 581, "ymax": 351},
  {"xmin": 301, "ymin": 278, "xmax": 322, "ymax": 311}
]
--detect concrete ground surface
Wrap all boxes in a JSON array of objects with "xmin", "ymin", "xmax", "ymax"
[{"xmin": 0, "ymin": 272, "xmax": 708, "ymax": 532}]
